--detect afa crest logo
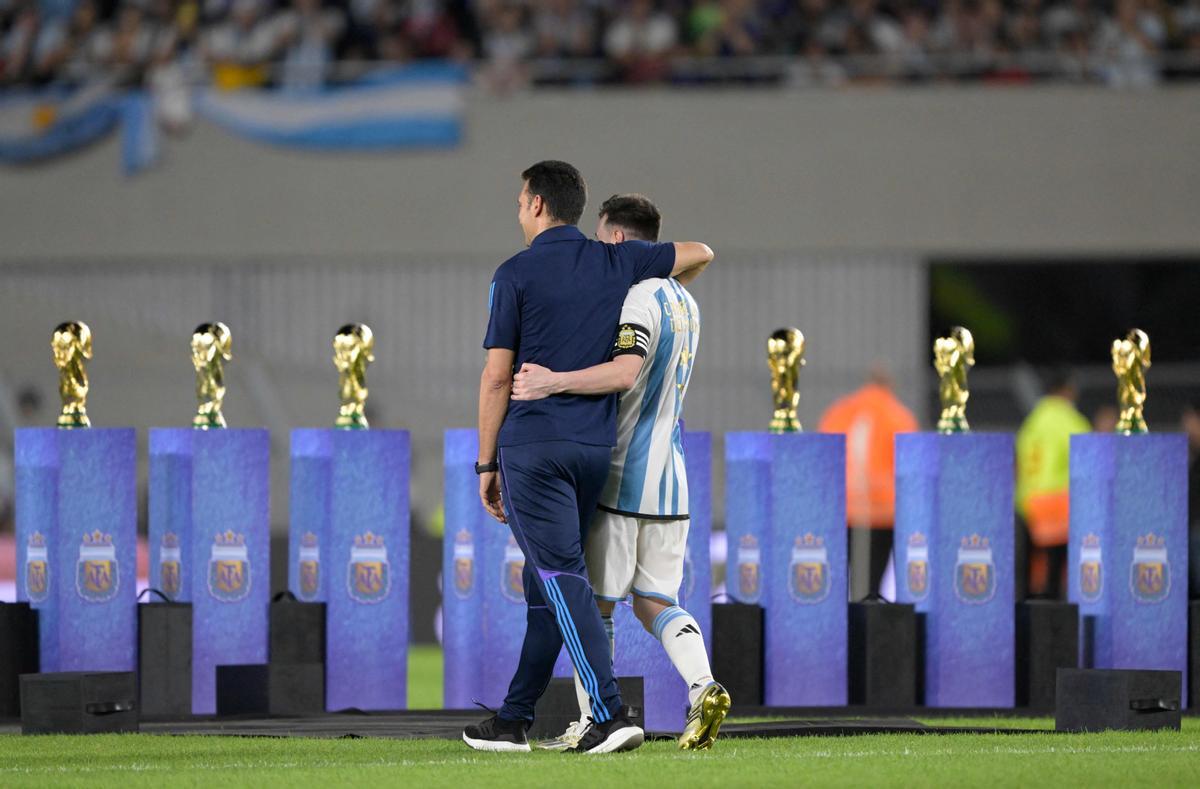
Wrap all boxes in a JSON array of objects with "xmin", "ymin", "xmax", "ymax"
[
  {"xmin": 501, "ymin": 535, "xmax": 525, "ymax": 604},
  {"xmin": 905, "ymin": 532, "xmax": 929, "ymax": 602},
  {"xmin": 297, "ymin": 531, "xmax": 320, "ymax": 601},
  {"xmin": 453, "ymin": 529, "xmax": 474, "ymax": 599},
  {"xmin": 348, "ymin": 532, "xmax": 391, "ymax": 604},
  {"xmin": 736, "ymin": 534, "xmax": 761, "ymax": 604},
  {"xmin": 1078, "ymin": 532, "xmax": 1103, "ymax": 603},
  {"xmin": 77, "ymin": 530, "xmax": 119, "ymax": 603},
  {"xmin": 954, "ymin": 534, "xmax": 995, "ymax": 604},
  {"xmin": 789, "ymin": 533, "xmax": 830, "ymax": 604},
  {"xmin": 209, "ymin": 530, "xmax": 251, "ymax": 603},
  {"xmin": 159, "ymin": 531, "xmax": 182, "ymax": 599},
  {"xmin": 1130, "ymin": 533, "xmax": 1169, "ymax": 604},
  {"xmin": 25, "ymin": 531, "xmax": 50, "ymax": 603}
]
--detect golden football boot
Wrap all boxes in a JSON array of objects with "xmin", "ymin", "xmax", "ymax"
[{"xmin": 677, "ymin": 681, "xmax": 731, "ymax": 750}]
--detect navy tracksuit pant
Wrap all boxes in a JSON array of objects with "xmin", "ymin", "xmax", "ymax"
[{"xmin": 497, "ymin": 440, "xmax": 622, "ymax": 724}]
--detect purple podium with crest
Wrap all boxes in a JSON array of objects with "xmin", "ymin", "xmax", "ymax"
[
  {"xmin": 725, "ymin": 432, "xmax": 847, "ymax": 706},
  {"xmin": 15, "ymin": 428, "xmax": 137, "ymax": 672},
  {"xmin": 1068, "ymin": 434, "xmax": 1188, "ymax": 697},
  {"xmin": 894, "ymin": 433, "xmax": 1015, "ymax": 707},
  {"xmin": 149, "ymin": 428, "xmax": 270, "ymax": 714},
  {"xmin": 288, "ymin": 429, "xmax": 410, "ymax": 710}
]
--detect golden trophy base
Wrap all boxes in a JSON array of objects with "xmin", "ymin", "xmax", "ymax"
[
  {"xmin": 335, "ymin": 413, "xmax": 370, "ymax": 430},
  {"xmin": 193, "ymin": 413, "xmax": 227, "ymax": 430},
  {"xmin": 1115, "ymin": 420, "xmax": 1148, "ymax": 436},
  {"xmin": 56, "ymin": 411, "xmax": 90, "ymax": 429},
  {"xmin": 936, "ymin": 417, "xmax": 969, "ymax": 435},
  {"xmin": 769, "ymin": 412, "xmax": 801, "ymax": 434}
]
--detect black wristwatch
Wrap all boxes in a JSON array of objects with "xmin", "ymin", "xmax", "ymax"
[{"xmin": 475, "ymin": 461, "xmax": 499, "ymax": 475}]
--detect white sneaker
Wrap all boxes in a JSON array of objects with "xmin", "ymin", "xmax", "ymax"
[{"xmin": 538, "ymin": 717, "xmax": 589, "ymax": 751}]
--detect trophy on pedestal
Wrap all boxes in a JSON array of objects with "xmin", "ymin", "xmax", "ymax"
[
  {"xmin": 725, "ymin": 330, "xmax": 846, "ymax": 706},
  {"xmin": 1111, "ymin": 328, "xmax": 1150, "ymax": 435},
  {"xmin": 289, "ymin": 325, "xmax": 410, "ymax": 711},
  {"xmin": 934, "ymin": 326, "xmax": 974, "ymax": 434},
  {"xmin": 1070, "ymin": 329, "xmax": 1186, "ymax": 683},
  {"xmin": 149, "ymin": 322, "xmax": 269, "ymax": 713},
  {"xmin": 767, "ymin": 328, "xmax": 804, "ymax": 434},
  {"xmin": 16, "ymin": 322, "xmax": 136, "ymax": 672},
  {"xmin": 895, "ymin": 326, "xmax": 1015, "ymax": 707}
]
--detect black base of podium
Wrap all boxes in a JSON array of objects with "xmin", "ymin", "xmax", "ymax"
[
  {"xmin": 1190, "ymin": 601, "xmax": 1199, "ymax": 709},
  {"xmin": 1016, "ymin": 601, "xmax": 1078, "ymax": 711},
  {"xmin": 0, "ymin": 603, "xmax": 39, "ymax": 717},
  {"xmin": 849, "ymin": 601, "xmax": 916, "ymax": 707},
  {"xmin": 270, "ymin": 600, "xmax": 326, "ymax": 664},
  {"xmin": 20, "ymin": 672, "xmax": 138, "ymax": 734},
  {"xmin": 139, "ymin": 602, "xmax": 192, "ymax": 718},
  {"xmin": 711, "ymin": 603, "xmax": 764, "ymax": 706},
  {"xmin": 216, "ymin": 663, "xmax": 325, "ymax": 716},
  {"xmin": 1055, "ymin": 669, "xmax": 1181, "ymax": 732},
  {"xmin": 529, "ymin": 676, "xmax": 644, "ymax": 739}
]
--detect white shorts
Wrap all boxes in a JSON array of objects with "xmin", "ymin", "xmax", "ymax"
[{"xmin": 585, "ymin": 509, "xmax": 690, "ymax": 605}]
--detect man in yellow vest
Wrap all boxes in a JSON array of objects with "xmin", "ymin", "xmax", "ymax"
[{"xmin": 1016, "ymin": 369, "xmax": 1090, "ymax": 599}]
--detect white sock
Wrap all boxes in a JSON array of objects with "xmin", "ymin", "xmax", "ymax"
[
  {"xmin": 574, "ymin": 613, "xmax": 615, "ymax": 721},
  {"xmin": 652, "ymin": 606, "xmax": 714, "ymax": 707}
]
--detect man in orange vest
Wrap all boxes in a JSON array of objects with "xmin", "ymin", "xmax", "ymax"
[{"xmin": 818, "ymin": 367, "xmax": 918, "ymax": 599}]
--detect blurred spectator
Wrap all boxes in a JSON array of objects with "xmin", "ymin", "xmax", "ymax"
[
  {"xmin": 1091, "ymin": 403, "xmax": 1118, "ymax": 433},
  {"xmin": 818, "ymin": 366, "xmax": 918, "ymax": 600},
  {"xmin": 480, "ymin": 1, "xmax": 532, "ymax": 91},
  {"xmin": 1015, "ymin": 369, "xmax": 1090, "ymax": 600},
  {"xmin": 273, "ymin": 0, "xmax": 345, "ymax": 89},
  {"xmin": 603, "ymin": 0, "xmax": 677, "ymax": 81},
  {"xmin": 1093, "ymin": 0, "xmax": 1165, "ymax": 87},
  {"xmin": 534, "ymin": 0, "xmax": 594, "ymax": 58},
  {"xmin": 203, "ymin": 0, "xmax": 277, "ymax": 89},
  {"xmin": 1182, "ymin": 401, "xmax": 1200, "ymax": 599}
]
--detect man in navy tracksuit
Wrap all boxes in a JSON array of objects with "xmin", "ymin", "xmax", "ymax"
[{"xmin": 463, "ymin": 161, "xmax": 714, "ymax": 754}]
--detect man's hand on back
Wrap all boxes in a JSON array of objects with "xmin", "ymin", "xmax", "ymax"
[{"xmin": 512, "ymin": 363, "xmax": 560, "ymax": 401}]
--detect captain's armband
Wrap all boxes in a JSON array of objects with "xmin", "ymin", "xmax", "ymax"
[{"xmin": 612, "ymin": 323, "xmax": 651, "ymax": 359}]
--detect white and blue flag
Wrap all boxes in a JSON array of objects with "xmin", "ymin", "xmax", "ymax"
[{"xmin": 195, "ymin": 63, "xmax": 465, "ymax": 150}]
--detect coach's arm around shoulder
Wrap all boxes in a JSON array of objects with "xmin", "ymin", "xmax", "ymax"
[
  {"xmin": 478, "ymin": 347, "xmax": 515, "ymax": 524},
  {"xmin": 671, "ymin": 242, "xmax": 714, "ymax": 286}
]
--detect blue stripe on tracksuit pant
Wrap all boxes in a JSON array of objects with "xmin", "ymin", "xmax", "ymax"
[{"xmin": 496, "ymin": 440, "xmax": 622, "ymax": 724}]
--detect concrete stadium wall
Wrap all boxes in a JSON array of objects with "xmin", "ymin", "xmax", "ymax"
[{"xmin": 2, "ymin": 86, "xmax": 1199, "ymax": 261}]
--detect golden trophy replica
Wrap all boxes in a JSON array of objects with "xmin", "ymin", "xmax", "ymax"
[
  {"xmin": 333, "ymin": 323, "xmax": 374, "ymax": 429},
  {"xmin": 934, "ymin": 326, "xmax": 974, "ymax": 434},
  {"xmin": 767, "ymin": 327, "xmax": 805, "ymax": 434},
  {"xmin": 52, "ymin": 321, "xmax": 93, "ymax": 428},
  {"xmin": 1111, "ymin": 328, "xmax": 1150, "ymax": 435},
  {"xmin": 191, "ymin": 322, "xmax": 232, "ymax": 430}
]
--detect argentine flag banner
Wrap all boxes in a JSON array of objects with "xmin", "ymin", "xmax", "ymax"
[
  {"xmin": 0, "ymin": 83, "xmax": 121, "ymax": 164},
  {"xmin": 195, "ymin": 63, "xmax": 466, "ymax": 151}
]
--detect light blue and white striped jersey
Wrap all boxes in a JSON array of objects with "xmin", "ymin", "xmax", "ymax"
[{"xmin": 598, "ymin": 277, "xmax": 700, "ymax": 520}]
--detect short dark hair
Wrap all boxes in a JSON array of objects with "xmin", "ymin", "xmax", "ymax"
[
  {"xmin": 1043, "ymin": 366, "xmax": 1076, "ymax": 394},
  {"xmin": 521, "ymin": 160, "xmax": 587, "ymax": 225},
  {"xmin": 598, "ymin": 193, "xmax": 661, "ymax": 242}
]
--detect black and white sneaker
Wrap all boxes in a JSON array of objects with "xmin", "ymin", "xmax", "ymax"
[
  {"xmin": 462, "ymin": 714, "xmax": 531, "ymax": 752},
  {"xmin": 568, "ymin": 708, "xmax": 644, "ymax": 754}
]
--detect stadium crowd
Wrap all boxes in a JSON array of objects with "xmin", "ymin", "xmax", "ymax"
[{"xmin": 2, "ymin": 0, "xmax": 1200, "ymax": 91}]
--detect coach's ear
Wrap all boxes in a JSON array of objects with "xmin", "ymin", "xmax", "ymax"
[
  {"xmin": 530, "ymin": 193, "xmax": 545, "ymax": 218},
  {"xmin": 612, "ymin": 228, "xmax": 625, "ymax": 243}
]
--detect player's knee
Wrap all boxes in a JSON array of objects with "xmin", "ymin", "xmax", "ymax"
[
  {"xmin": 597, "ymin": 599, "xmax": 616, "ymax": 617},
  {"xmin": 631, "ymin": 594, "xmax": 667, "ymax": 632}
]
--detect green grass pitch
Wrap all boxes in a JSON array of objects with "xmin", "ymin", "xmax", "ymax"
[{"xmin": 2, "ymin": 647, "xmax": 1197, "ymax": 788}]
